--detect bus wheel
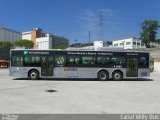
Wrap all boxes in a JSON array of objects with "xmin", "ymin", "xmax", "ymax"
[
  {"xmin": 29, "ymin": 70, "xmax": 39, "ymax": 80},
  {"xmin": 112, "ymin": 71, "xmax": 122, "ymax": 81},
  {"xmin": 98, "ymin": 71, "xmax": 108, "ymax": 81}
]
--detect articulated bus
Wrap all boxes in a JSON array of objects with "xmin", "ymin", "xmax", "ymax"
[{"xmin": 9, "ymin": 49, "xmax": 150, "ymax": 80}]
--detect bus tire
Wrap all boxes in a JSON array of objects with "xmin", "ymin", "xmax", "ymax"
[
  {"xmin": 97, "ymin": 71, "xmax": 108, "ymax": 81},
  {"xmin": 29, "ymin": 70, "xmax": 39, "ymax": 80},
  {"xmin": 112, "ymin": 71, "xmax": 123, "ymax": 81}
]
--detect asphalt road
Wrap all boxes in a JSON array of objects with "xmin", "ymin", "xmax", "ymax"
[{"xmin": 0, "ymin": 69, "xmax": 160, "ymax": 113}]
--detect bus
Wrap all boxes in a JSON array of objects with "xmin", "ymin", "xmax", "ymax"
[{"xmin": 9, "ymin": 49, "xmax": 150, "ymax": 80}]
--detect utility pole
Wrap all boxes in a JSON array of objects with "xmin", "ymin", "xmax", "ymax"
[
  {"xmin": 88, "ymin": 30, "xmax": 91, "ymax": 48},
  {"xmin": 99, "ymin": 11, "xmax": 104, "ymax": 41},
  {"xmin": 89, "ymin": 30, "xmax": 91, "ymax": 44}
]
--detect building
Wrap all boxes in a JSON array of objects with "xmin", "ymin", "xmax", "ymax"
[
  {"xmin": 68, "ymin": 41, "xmax": 106, "ymax": 50},
  {"xmin": 22, "ymin": 28, "xmax": 69, "ymax": 49},
  {"xmin": 0, "ymin": 24, "xmax": 22, "ymax": 42},
  {"xmin": 149, "ymin": 42, "xmax": 160, "ymax": 48},
  {"xmin": 112, "ymin": 37, "xmax": 146, "ymax": 49},
  {"xmin": 93, "ymin": 41, "xmax": 104, "ymax": 50}
]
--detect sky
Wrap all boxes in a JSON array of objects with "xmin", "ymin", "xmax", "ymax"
[{"xmin": 0, "ymin": 0, "xmax": 160, "ymax": 44}]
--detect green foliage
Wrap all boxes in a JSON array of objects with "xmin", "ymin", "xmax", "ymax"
[
  {"xmin": 54, "ymin": 45, "xmax": 67, "ymax": 49},
  {"xmin": 155, "ymin": 39, "xmax": 160, "ymax": 44},
  {"xmin": 15, "ymin": 39, "xmax": 34, "ymax": 49},
  {"xmin": 140, "ymin": 20, "xmax": 160, "ymax": 48},
  {"xmin": 0, "ymin": 41, "xmax": 13, "ymax": 48},
  {"xmin": 70, "ymin": 43, "xmax": 93, "ymax": 47},
  {"xmin": 106, "ymin": 41, "xmax": 112, "ymax": 45},
  {"xmin": 81, "ymin": 43, "xmax": 93, "ymax": 47}
]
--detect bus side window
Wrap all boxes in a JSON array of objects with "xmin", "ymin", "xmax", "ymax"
[
  {"xmin": 97, "ymin": 56, "xmax": 109, "ymax": 64},
  {"xmin": 68, "ymin": 56, "xmax": 80, "ymax": 64},
  {"xmin": 111, "ymin": 56, "xmax": 125, "ymax": 65},
  {"xmin": 89, "ymin": 57, "xmax": 95, "ymax": 64},
  {"xmin": 111, "ymin": 57, "xmax": 117, "ymax": 65},
  {"xmin": 12, "ymin": 56, "xmax": 23, "ymax": 67},
  {"xmin": 68, "ymin": 56, "xmax": 80, "ymax": 65},
  {"xmin": 31, "ymin": 56, "xmax": 41, "ymax": 66},
  {"xmin": 75, "ymin": 57, "xmax": 80, "ymax": 64},
  {"xmin": 82, "ymin": 57, "xmax": 88, "ymax": 64},
  {"xmin": 24, "ymin": 56, "xmax": 30, "ymax": 66},
  {"xmin": 24, "ymin": 56, "xmax": 41, "ymax": 66},
  {"xmin": 41, "ymin": 57, "xmax": 46, "ymax": 64},
  {"xmin": 69, "ymin": 57, "xmax": 75, "ymax": 64},
  {"xmin": 82, "ymin": 56, "xmax": 96, "ymax": 65},
  {"xmin": 119, "ymin": 57, "xmax": 125, "ymax": 65}
]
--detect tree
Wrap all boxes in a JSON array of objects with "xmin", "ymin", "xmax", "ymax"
[
  {"xmin": 106, "ymin": 41, "xmax": 112, "ymax": 45},
  {"xmin": 140, "ymin": 20, "xmax": 160, "ymax": 48},
  {"xmin": 15, "ymin": 39, "xmax": 34, "ymax": 49},
  {"xmin": 0, "ymin": 41, "xmax": 13, "ymax": 48},
  {"xmin": 155, "ymin": 39, "xmax": 160, "ymax": 44},
  {"xmin": 54, "ymin": 45, "xmax": 67, "ymax": 49}
]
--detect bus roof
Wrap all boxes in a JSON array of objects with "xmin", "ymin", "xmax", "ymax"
[{"xmin": 10, "ymin": 48, "xmax": 149, "ymax": 54}]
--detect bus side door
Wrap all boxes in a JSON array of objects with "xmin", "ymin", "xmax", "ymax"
[
  {"xmin": 127, "ymin": 57, "xmax": 138, "ymax": 77},
  {"xmin": 41, "ymin": 56, "xmax": 54, "ymax": 76}
]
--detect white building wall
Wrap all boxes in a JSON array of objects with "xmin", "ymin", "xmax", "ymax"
[
  {"xmin": 22, "ymin": 32, "xmax": 32, "ymax": 40},
  {"xmin": 36, "ymin": 37, "xmax": 51, "ymax": 50},
  {"xmin": 150, "ymin": 42, "xmax": 160, "ymax": 48},
  {"xmin": 112, "ymin": 38, "xmax": 146, "ymax": 49},
  {"xmin": 94, "ymin": 41, "xmax": 104, "ymax": 50}
]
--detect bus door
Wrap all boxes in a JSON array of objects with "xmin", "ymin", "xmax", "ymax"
[
  {"xmin": 127, "ymin": 57, "xmax": 138, "ymax": 77},
  {"xmin": 41, "ymin": 56, "xmax": 54, "ymax": 76}
]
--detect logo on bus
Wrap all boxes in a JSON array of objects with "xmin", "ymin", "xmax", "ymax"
[{"xmin": 24, "ymin": 50, "xmax": 29, "ymax": 55}]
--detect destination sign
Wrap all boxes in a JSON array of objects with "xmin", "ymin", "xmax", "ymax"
[
  {"xmin": 127, "ymin": 53, "xmax": 138, "ymax": 56},
  {"xmin": 67, "ymin": 51, "xmax": 113, "ymax": 56}
]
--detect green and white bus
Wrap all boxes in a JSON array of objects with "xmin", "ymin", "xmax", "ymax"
[{"xmin": 9, "ymin": 49, "xmax": 150, "ymax": 80}]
